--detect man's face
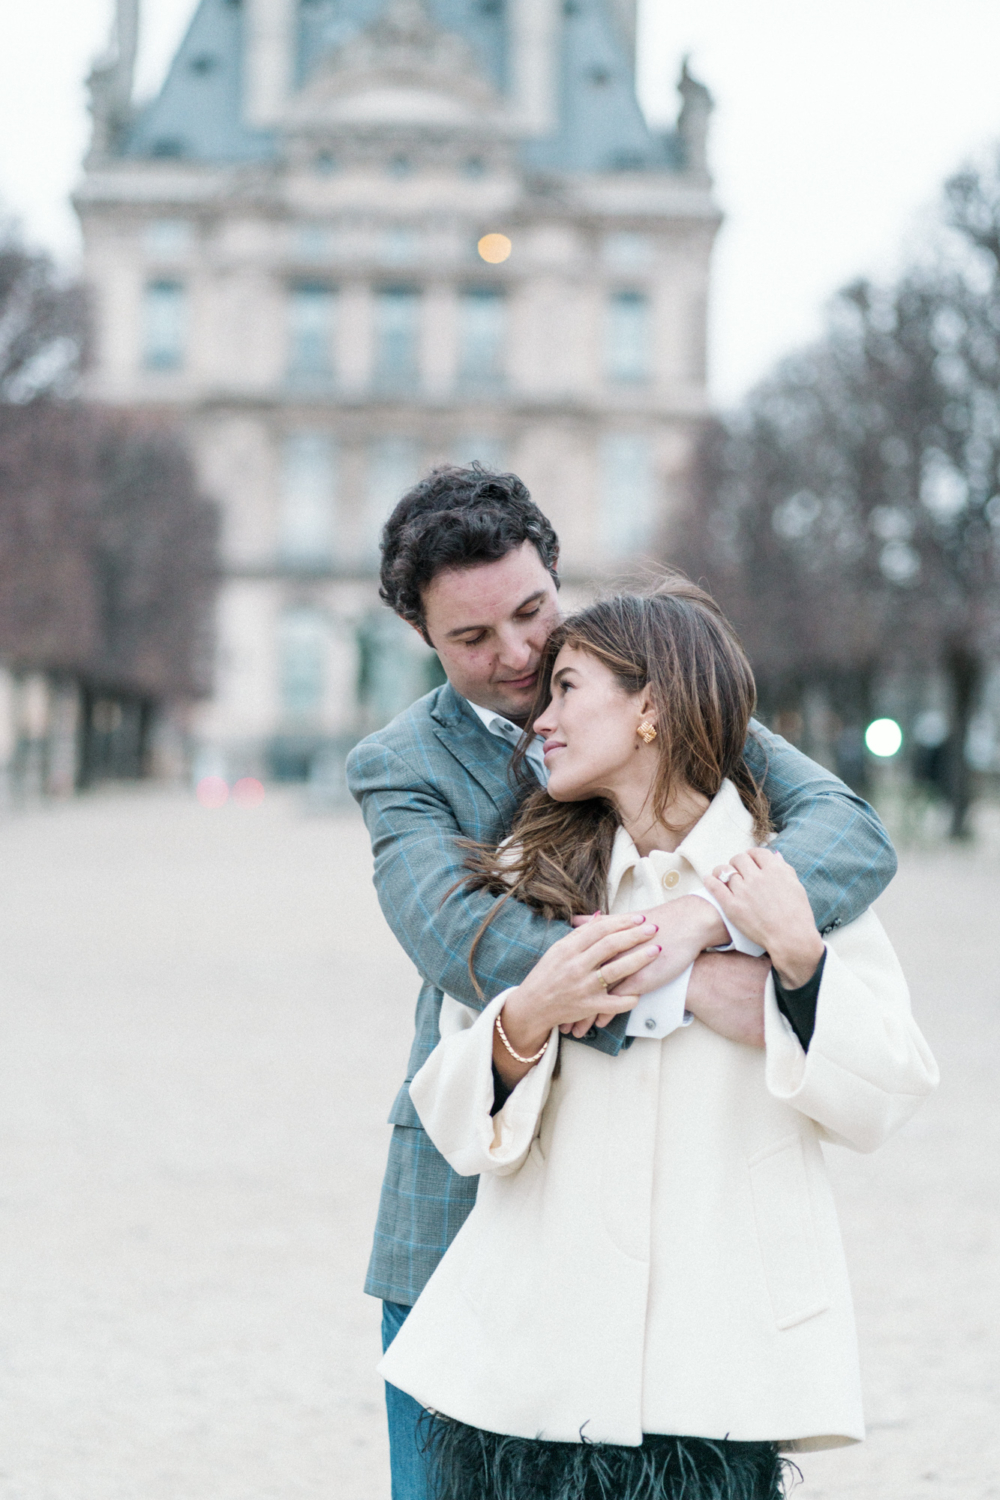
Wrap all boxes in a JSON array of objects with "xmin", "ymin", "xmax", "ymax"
[{"xmin": 419, "ymin": 542, "xmax": 562, "ymax": 724}]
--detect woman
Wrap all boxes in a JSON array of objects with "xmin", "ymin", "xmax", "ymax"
[{"xmin": 379, "ymin": 579, "xmax": 938, "ymax": 1500}]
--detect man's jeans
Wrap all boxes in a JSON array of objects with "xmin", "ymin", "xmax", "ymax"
[{"xmin": 382, "ymin": 1300, "xmax": 434, "ymax": 1500}]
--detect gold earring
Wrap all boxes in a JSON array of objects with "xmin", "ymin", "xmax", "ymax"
[{"xmin": 637, "ymin": 720, "xmax": 657, "ymax": 744}]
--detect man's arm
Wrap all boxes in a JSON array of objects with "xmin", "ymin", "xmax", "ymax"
[
  {"xmin": 745, "ymin": 721, "xmax": 897, "ymax": 932},
  {"xmin": 347, "ymin": 737, "xmax": 631, "ymax": 1054}
]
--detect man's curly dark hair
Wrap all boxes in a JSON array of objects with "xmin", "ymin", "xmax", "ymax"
[{"xmin": 379, "ymin": 464, "xmax": 560, "ymax": 638}]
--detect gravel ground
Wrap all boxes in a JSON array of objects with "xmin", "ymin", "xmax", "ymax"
[{"xmin": 0, "ymin": 787, "xmax": 994, "ymax": 1499}]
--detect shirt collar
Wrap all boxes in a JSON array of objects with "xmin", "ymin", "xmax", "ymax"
[
  {"xmin": 466, "ymin": 699, "xmax": 524, "ymax": 740},
  {"xmin": 463, "ymin": 698, "xmax": 548, "ymax": 785}
]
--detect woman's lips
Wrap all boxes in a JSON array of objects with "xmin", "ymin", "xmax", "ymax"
[{"xmin": 542, "ymin": 740, "xmax": 566, "ymax": 758}]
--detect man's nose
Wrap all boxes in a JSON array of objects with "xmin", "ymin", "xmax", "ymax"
[{"xmin": 498, "ymin": 630, "xmax": 533, "ymax": 671}]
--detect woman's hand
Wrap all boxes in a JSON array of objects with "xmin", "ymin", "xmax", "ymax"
[
  {"xmin": 704, "ymin": 849, "xmax": 825, "ymax": 990},
  {"xmin": 495, "ymin": 915, "xmax": 661, "ymax": 1082}
]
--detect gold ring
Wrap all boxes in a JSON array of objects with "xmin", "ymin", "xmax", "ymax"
[{"xmin": 597, "ymin": 969, "xmax": 609, "ymax": 991}]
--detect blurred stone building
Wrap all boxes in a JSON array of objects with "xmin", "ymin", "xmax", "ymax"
[{"xmin": 76, "ymin": 0, "xmax": 720, "ymax": 778}]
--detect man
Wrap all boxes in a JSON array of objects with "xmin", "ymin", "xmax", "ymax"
[{"xmin": 347, "ymin": 466, "xmax": 897, "ymax": 1499}]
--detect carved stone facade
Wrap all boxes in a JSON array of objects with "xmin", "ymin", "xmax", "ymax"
[{"xmin": 75, "ymin": 0, "xmax": 720, "ymax": 778}]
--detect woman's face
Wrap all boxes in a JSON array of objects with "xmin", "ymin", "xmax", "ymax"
[{"xmin": 533, "ymin": 645, "xmax": 652, "ymax": 803}]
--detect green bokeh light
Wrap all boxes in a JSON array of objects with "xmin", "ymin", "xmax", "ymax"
[{"xmin": 865, "ymin": 718, "xmax": 903, "ymax": 757}]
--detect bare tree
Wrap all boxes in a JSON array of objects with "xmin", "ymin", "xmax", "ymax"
[
  {"xmin": 0, "ymin": 224, "xmax": 87, "ymax": 401},
  {"xmin": 677, "ymin": 156, "xmax": 1000, "ymax": 834},
  {"xmin": 91, "ymin": 412, "xmax": 218, "ymax": 702}
]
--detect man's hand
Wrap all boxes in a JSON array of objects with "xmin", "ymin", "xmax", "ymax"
[
  {"xmin": 603, "ymin": 896, "xmax": 727, "ymax": 996},
  {"xmin": 685, "ymin": 951, "xmax": 769, "ymax": 1048},
  {"xmin": 564, "ymin": 895, "xmax": 729, "ymax": 1038},
  {"xmin": 495, "ymin": 914, "xmax": 661, "ymax": 1085}
]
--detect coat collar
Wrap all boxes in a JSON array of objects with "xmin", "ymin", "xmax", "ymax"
[{"xmin": 605, "ymin": 780, "xmax": 758, "ymax": 909}]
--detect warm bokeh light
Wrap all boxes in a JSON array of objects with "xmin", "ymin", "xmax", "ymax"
[
  {"xmin": 864, "ymin": 718, "xmax": 903, "ymax": 757},
  {"xmin": 477, "ymin": 233, "xmax": 512, "ymax": 264},
  {"xmin": 232, "ymin": 776, "xmax": 265, "ymax": 808},
  {"xmin": 196, "ymin": 775, "xmax": 229, "ymax": 808}
]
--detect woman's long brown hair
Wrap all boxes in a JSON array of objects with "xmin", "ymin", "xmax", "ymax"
[{"xmin": 462, "ymin": 573, "xmax": 771, "ymax": 995}]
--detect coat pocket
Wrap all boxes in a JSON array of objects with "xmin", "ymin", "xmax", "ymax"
[{"xmin": 748, "ymin": 1134, "xmax": 829, "ymax": 1330}]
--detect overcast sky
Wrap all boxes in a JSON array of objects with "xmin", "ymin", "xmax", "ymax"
[{"xmin": 2, "ymin": 0, "xmax": 1000, "ymax": 401}]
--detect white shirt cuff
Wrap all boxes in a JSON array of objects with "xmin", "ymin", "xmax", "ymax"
[
  {"xmin": 690, "ymin": 888, "xmax": 766, "ymax": 958},
  {"xmin": 625, "ymin": 963, "xmax": 695, "ymax": 1039}
]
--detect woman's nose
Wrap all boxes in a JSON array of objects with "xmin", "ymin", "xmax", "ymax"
[{"xmin": 533, "ymin": 700, "xmax": 556, "ymax": 736}]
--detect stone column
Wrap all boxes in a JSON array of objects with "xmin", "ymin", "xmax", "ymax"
[{"xmin": 422, "ymin": 282, "xmax": 458, "ymax": 398}]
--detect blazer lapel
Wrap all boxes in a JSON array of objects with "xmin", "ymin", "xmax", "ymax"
[{"xmin": 429, "ymin": 682, "xmax": 527, "ymax": 823}]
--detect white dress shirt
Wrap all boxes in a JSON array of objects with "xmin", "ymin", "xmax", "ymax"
[{"xmin": 465, "ymin": 698, "xmax": 548, "ymax": 785}]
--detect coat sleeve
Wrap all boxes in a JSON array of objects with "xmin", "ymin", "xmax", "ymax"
[
  {"xmin": 745, "ymin": 723, "xmax": 898, "ymax": 935},
  {"xmin": 408, "ymin": 993, "xmax": 560, "ymax": 1177},
  {"xmin": 764, "ymin": 909, "xmax": 939, "ymax": 1152},
  {"xmin": 347, "ymin": 734, "xmax": 631, "ymax": 1055}
]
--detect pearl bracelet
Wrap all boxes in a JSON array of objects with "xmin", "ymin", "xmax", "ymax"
[{"xmin": 495, "ymin": 1011, "xmax": 549, "ymax": 1066}]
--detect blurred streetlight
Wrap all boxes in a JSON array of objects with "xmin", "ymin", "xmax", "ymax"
[
  {"xmin": 478, "ymin": 233, "xmax": 512, "ymax": 264},
  {"xmin": 864, "ymin": 718, "xmax": 903, "ymax": 757}
]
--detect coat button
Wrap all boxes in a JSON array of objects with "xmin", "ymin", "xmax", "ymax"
[{"xmin": 662, "ymin": 870, "xmax": 680, "ymax": 889}]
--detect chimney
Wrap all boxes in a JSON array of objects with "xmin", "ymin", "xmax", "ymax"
[
  {"xmin": 113, "ymin": 0, "xmax": 139, "ymax": 108},
  {"xmin": 244, "ymin": 0, "xmax": 296, "ymax": 127},
  {"xmin": 508, "ymin": 0, "xmax": 560, "ymax": 135},
  {"xmin": 608, "ymin": 0, "xmax": 638, "ymax": 70},
  {"xmin": 86, "ymin": 0, "xmax": 139, "ymax": 159}
]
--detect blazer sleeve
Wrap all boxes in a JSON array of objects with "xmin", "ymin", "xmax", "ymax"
[
  {"xmin": 764, "ymin": 909, "xmax": 939, "ymax": 1152},
  {"xmin": 347, "ymin": 735, "xmax": 631, "ymax": 1055},
  {"xmin": 745, "ymin": 722, "xmax": 898, "ymax": 935},
  {"xmin": 408, "ymin": 993, "xmax": 560, "ymax": 1177}
]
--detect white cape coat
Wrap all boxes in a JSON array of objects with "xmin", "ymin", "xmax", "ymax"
[{"xmin": 379, "ymin": 781, "xmax": 939, "ymax": 1452}]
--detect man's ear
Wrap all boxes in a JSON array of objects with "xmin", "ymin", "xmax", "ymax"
[{"xmin": 409, "ymin": 618, "xmax": 434, "ymax": 649}]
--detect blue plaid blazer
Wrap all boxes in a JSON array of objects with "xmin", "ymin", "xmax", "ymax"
[{"xmin": 347, "ymin": 682, "xmax": 897, "ymax": 1306}]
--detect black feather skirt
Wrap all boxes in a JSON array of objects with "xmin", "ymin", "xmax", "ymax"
[{"xmin": 419, "ymin": 1414, "xmax": 798, "ymax": 1500}]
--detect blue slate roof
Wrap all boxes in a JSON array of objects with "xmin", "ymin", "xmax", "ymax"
[
  {"xmin": 524, "ymin": 0, "xmax": 681, "ymax": 173},
  {"xmin": 123, "ymin": 0, "xmax": 681, "ymax": 174},
  {"xmin": 125, "ymin": 0, "xmax": 274, "ymax": 161}
]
